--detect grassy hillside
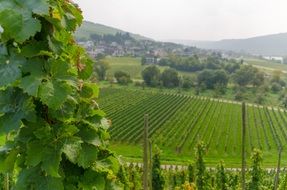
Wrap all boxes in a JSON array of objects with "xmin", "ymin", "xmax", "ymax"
[
  {"xmin": 75, "ymin": 21, "xmax": 151, "ymax": 41},
  {"xmin": 99, "ymin": 88, "xmax": 287, "ymax": 166}
]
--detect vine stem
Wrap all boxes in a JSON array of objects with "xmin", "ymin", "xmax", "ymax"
[{"xmin": 4, "ymin": 134, "xmax": 9, "ymax": 190}]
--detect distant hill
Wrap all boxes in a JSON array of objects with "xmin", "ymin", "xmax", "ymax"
[
  {"xmin": 75, "ymin": 21, "xmax": 152, "ymax": 41},
  {"xmin": 170, "ymin": 33, "xmax": 287, "ymax": 56}
]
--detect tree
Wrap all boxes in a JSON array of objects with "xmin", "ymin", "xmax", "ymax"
[
  {"xmin": 161, "ymin": 68, "xmax": 180, "ymax": 88},
  {"xmin": 152, "ymin": 148, "xmax": 165, "ymax": 190},
  {"xmin": 94, "ymin": 59, "xmax": 110, "ymax": 81},
  {"xmin": 182, "ymin": 76, "xmax": 194, "ymax": 89},
  {"xmin": 142, "ymin": 65, "xmax": 161, "ymax": 87},
  {"xmin": 0, "ymin": 1, "xmax": 118, "ymax": 189},
  {"xmin": 271, "ymin": 82, "xmax": 282, "ymax": 93},
  {"xmin": 115, "ymin": 71, "xmax": 132, "ymax": 85},
  {"xmin": 252, "ymin": 72, "xmax": 265, "ymax": 87},
  {"xmin": 233, "ymin": 65, "xmax": 257, "ymax": 86},
  {"xmin": 197, "ymin": 69, "xmax": 228, "ymax": 89}
]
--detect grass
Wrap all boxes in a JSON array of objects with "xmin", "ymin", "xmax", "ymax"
[
  {"xmin": 111, "ymin": 143, "xmax": 285, "ymax": 167},
  {"xmin": 100, "ymin": 87, "xmax": 287, "ymax": 167},
  {"xmin": 244, "ymin": 58, "xmax": 287, "ymax": 73},
  {"xmin": 105, "ymin": 56, "xmax": 143, "ymax": 80}
]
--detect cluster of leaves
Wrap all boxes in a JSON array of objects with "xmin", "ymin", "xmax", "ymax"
[
  {"xmin": 142, "ymin": 66, "xmax": 181, "ymax": 88},
  {"xmin": 151, "ymin": 149, "xmax": 165, "ymax": 190},
  {"xmin": 158, "ymin": 53, "xmax": 241, "ymax": 73},
  {"xmin": 0, "ymin": 0, "xmax": 118, "ymax": 189}
]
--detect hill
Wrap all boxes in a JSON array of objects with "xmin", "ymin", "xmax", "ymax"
[
  {"xmin": 99, "ymin": 87, "xmax": 287, "ymax": 166},
  {"xmin": 171, "ymin": 33, "xmax": 287, "ymax": 56},
  {"xmin": 75, "ymin": 21, "xmax": 152, "ymax": 41}
]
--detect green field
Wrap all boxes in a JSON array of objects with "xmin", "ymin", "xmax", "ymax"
[
  {"xmin": 99, "ymin": 87, "xmax": 287, "ymax": 167},
  {"xmin": 105, "ymin": 56, "xmax": 182, "ymax": 80},
  {"xmin": 244, "ymin": 58, "xmax": 287, "ymax": 73},
  {"xmin": 105, "ymin": 57, "xmax": 143, "ymax": 80}
]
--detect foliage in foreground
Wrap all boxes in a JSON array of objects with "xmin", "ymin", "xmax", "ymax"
[
  {"xmin": 124, "ymin": 145, "xmax": 283, "ymax": 190},
  {"xmin": 0, "ymin": 0, "xmax": 118, "ymax": 189}
]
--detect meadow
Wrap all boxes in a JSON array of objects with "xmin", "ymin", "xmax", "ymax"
[{"xmin": 244, "ymin": 58, "xmax": 287, "ymax": 73}]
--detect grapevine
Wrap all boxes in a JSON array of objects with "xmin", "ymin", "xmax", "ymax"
[{"xmin": 0, "ymin": 0, "xmax": 118, "ymax": 189}]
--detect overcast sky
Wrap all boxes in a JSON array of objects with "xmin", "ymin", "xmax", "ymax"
[{"xmin": 73, "ymin": 0, "xmax": 287, "ymax": 41}]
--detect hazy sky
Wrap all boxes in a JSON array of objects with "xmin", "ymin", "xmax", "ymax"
[{"xmin": 73, "ymin": 0, "xmax": 287, "ymax": 41}]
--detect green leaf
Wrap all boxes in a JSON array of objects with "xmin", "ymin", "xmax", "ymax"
[
  {"xmin": 20, "ymin": 75, "xmax": 42, "ymax": 96},
  {"xmin": 33, "ymin": 125, "xmax": 52, "ymax": 140},
  {"xmin": 62, "ymin": 137, "xmax": 82, "ymax": 164},
  {"xmin": 80, "ymin": 170, "xmax": 105, "ymax": 190},
  {"xmin": 80, "ymin": 82, "xmax": 99, "ymax": 99},
  {"xmin": 26, "ymin": 141, "xmax": 44, "ymax": 167},
  {"xmin": 0, "ymin": 113, "xmax": 23, "ymax": 134},
  {"xmin": 0, "ymin": 62, "xmax": 21, "ymax": 87},
  {"xmin": 16, "ymin": 167, "xmax": 64, "ymax": 190},
  {"xmin": 15, "ymin": 13, "xmax": 41, "ymax": 43},
  {"xmin": 0, "ymin": 149, "xmax": 18, "ymax": 172},
  {"xmin": 20, "ymin": 41, "xmax": 48, "ymax": 58},
  {"xmin": 15, "ymin": 167, "xmax": 39, "ymax": 190},
  {"xmin": 78, "ymin": 126, "xmax": 102, "ymax": 147},
  {"xmin": 21, "ymin": 58, "xmax": 45, "ymax": 77},
  {"xmin": 37, "ymin": 177, "xmax": 64, "ymax": 190},
  {"xmin": 50, "ymin": 60, "xmax": 73, "ymax": 79},
  {"xmin": 17, "ymin": 0, "xmax": 49, "ymax": 15},
  {"xmin": 41, "ymin": 148, "xmax": 62, "ymax": 177},
  {"xmin": 0, "ymin": 89, "xmax": 35, "ymax": 134},
  {"xmin": 0, "ymin": 10, "xmax": 22, "ymax": 41},
  {"xmin": 78, "ymin": 58, "xmax": 93, "ymax": 80},
  {"xmin": 0, "ymin": 89, "xmax": 14, "ymax": 113},
  {"xmin": 77, "ymin": 143, "xmax": 98, "ymax": 168},
  {"xmin": 38, "ymin": 80, "xmax": 72, "ymax": 109}
]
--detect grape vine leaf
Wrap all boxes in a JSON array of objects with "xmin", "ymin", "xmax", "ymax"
[
  {"xmin": 38, "ymin": 80, "xmax": 72, "ymax": 109},
  {"xmin": 41, "ymin": 147, "xmax": 62, "ymax": 177},
  {"xmin": 20, "ymin": 41, "xmax": 48, "ymax": 58},
  {"xmin": 0, "ymin": 149, "xmax": 18, "ymax": 172},
  {"xmin": 62, "ymin": 137, "xmax": 82, "ymax": 164},
  {"xmin": 37, "ymin": 177, "xmax": 64, "ymax": 190},
  {"xmin": 17, "ymin": 0, "xmax": 49, "ymax": 15},
  {"xmin": 0, "ymin": 113, "xmax": 23, "ymax": 134},
  {"xmin": 77, "ymin": 144, "xmax": 98, "ymax": 168},
  {"xmin": 0, "ymin": 62, "xmax": 21, "ymax": 87},
  {"xmin": 20, "ymin": 76, "xmax": 42, "ymax": 97},
  {"xmin": 0, "ymin": 90, "xmax": 35, "ymax": 134},
  {"xmin": 80, "ymin": 170, "xmax": 105, "ymax": 190},
  {"xmin": 15, "ymin": 12, "xmax": 41, "ymax": 43},
  {"xmin": 26, "ymin": 141, "xmax": 44, "ymax": 167},
  {"xmin": 78, "ymin": 126, "xmax": 102, "ymax": 147},
  {"xmin": 0, "ymin": 10, "xmax": 22, "ymax": 41}
]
